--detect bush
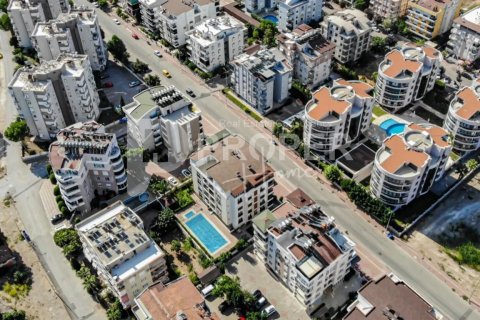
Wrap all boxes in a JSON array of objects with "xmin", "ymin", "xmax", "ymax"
[
  {"xmin": 49, "ymin": 173, "xmax": 57, "ymax": 184},
  {"xmin": 223, "ymin": 89, "xmax": 262, "ymax": 122},
  {"xmin": 455, "ymin": 243, "xmax": 480, "ymax": 268},
  {"xmin": 324, "ymin": 165, "xmax": 342, "ymax": 184},
  {"xmin": 189, "ymin": 272, "xmax": 200, "ymax": 286},
  {"xmin": 57, "ymin": 200, "xmax": 65, "ymax": 210},
  {"xmin": 171, "ymin": 239, "xmax": 181, "ymax": 252},
  {"xmin": 53, "ymin": 185, "xmax": 60, "ymax": 196},
  {"xmin": 290, "ymin": 80, "xmax": 312, "ymax": 103},
  {"xmin": 1, "ymin": 310, "xmax": 26, "ymax": 320},
  {"xmin": 4, "ymin": 118, "xmax": 28, "ymax": 142},
  {"xmin": 175, "ymin": 189, "xmax": 194, "ymax": 208},
  {"xmin": 46, "ymin": 164, "xmax": 52, "ymax": 175},
  {"xmin": 55, "ymin": 195, "xmax": 63, "ymax": 203}
]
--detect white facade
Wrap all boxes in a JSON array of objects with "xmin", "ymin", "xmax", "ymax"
[
  {"xmin": 304, "ymin": 79, "xmax": 374, "ymax": 154},
  {"xmin": 375, "ymin": 44, "xmax": 442, "ymax": 111},
  {"xmin": 123, "ymin": 85, "xmax": 204, "ymax": 163},
  {"xmin": 447, "ymin": 8, "xmax": 480, "ymax": 62},
  {"xmin": 278, "ymin": 0, "xmax": 323, "ymax": 31},
  {"xmin": 277, "ymin": 25, "xmax": 335, "ymax": 88},
  {"xmin": 253, "ymin": 205, "xmax": 355, "ymax": 313},
  {"xmin": 369, "ymin": 0, "xmax": 408, "ymax": 20},
  {"xmin": 320, "ymin": 9, "xmax": 373, "ymax": 64},
  {"xmin": 371, "ymin": 123, "xmax": 451, "ymax": 208},
  {"xmin": 186, "ymin": 16, "xmax": 245, "ymax": 73},
  {"xmin": 76, "ymin": 201, "xmax": 168, "ymax": 308},
  {"xmin": 48, "ymin": 121, "xmax": 127, "ymax": 213},
  {"xmin": 9, "ymin": 54, "xmax": 100, "ymax": 140},
  {"xmin": 191, "ymin": 135, "xmax": 276, "ymax": 230},
  {"xmin": 32, "ymin": 8, "xmax": 107, "ymax": 71},
  {"xmin": 8, "ymin": 0, "xmax": 70, "ymax": 48},
  {"xmin": 444, "ymin": 79, "xmax": 480, "ymax": 154},
  {"xmin": 139, "ymin": 0, "xmax": 218, "ymax": 48},
  {"xmin": 231, "ymin": 48, "xmax": 292, "ymax": 114},
  {"xmin": 245, "ymin": 0, "xmax": 277, "ymax": 13}
]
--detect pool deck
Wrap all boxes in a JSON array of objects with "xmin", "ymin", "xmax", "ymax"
[
  {"xmin": 176, "ymin": 196, "xmax": 237, "ymax": 258},
  {"xmin": 373, "ymin": 114, "xmax": 410, "ymax": 126}
]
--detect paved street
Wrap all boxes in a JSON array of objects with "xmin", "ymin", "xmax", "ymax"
[
  {"xmin": 81, "ymin": 4, "xmax": 480, "ymax": 319},
  {"xmin": 0, "ymin": 31, "xmax": 105, "ymax": 319}
]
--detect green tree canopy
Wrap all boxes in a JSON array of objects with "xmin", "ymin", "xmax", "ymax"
[
  {"xmin": 0, "ymin": 14, "xmax": 11, "ymax": 31},
  {"xmin": 324, "ymin": 165, "xmax": 342, "ymax": 184},
  {"xmin": 4, "ymin": 118, "xmax": 28, "ymax": 142},
  {"xmin": 107, "ymin": 300, "xmax": 125, "ymax": 320},
  {"xmin": 144, "ymin": 74, "xmax": 161, "ymax": 86},
  {"xmin": 371, "ymin": 36, "xmax": 387, "ymax": 53},
  {"xmin": 154, "ymin": 207, "xmax": 176, "ymax": 233},
  {"xmin": 2, "ymin": 310, "xmax": 26, "ymax": 320},
  {"xmin": 107, "ymin": 35, "xmax": 129, "ymax": 63},
  {"xmin": 53, "ymin": 228, "xmax": 82, "ymax": 257}
]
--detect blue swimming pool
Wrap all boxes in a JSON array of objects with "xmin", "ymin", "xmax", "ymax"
[
  {"xmin": 184, "ymin": 211, "xmax": 195, "ymax": 219},
  {"xmin": 185, "ymin": 213, "xmax": 228, "ymax": 254},
  {"xmin": 263, "ymin": 15, "xmax": 278, "ymax": 24},
  {"xmin": 380, "ymin": 118, "xmax": 406, "ymax": 136}
]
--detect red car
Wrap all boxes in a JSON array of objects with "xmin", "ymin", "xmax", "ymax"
[
  {"xmin": 132, "ymin": 33, "xmax": 139, "ymax": 39},
  {"xmin": 102, "ymin": 82, "xmax": 113, "ymax": 88}
]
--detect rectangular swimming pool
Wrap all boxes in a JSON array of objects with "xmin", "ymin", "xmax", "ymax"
[{"xmin": 185, "ymin": 214, "xmax": 228, "ymax": 255}]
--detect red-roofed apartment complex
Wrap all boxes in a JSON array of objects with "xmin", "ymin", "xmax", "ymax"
[
  {"xmin": 444, "ymin": 79, "xmax": 480, "ymax": 154},
  {"xmin": 375, "ymin": 44, "xmax": 442, "ymax": 111},
  {"xmin": 371, "ymin": 123, "xmax": 451, "ymax": 208},
  {"xmin": 304, "ymin": 79, "xmax": 374, "ymax": 154},
  {"xmin": 252, "ymin": 204, "xmax": 356, "ymax": 314}
]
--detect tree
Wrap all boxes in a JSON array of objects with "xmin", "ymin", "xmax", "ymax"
[
  {"xmin": 171, "ymin": 239, "xmax": 181, "ymax": 252},
  {"xmin": 49, "ymin": 173, "xmax": 57, "ymax": 184},
  {"xmin": 82, "ymin": 274, "xmax": 99, "ymax": 293},
  {"xmin": 154, "ymin": 208, "xmax": 175, "ymax": 233},
  {"xmin": 324, "ymin": 165, "xmax": 342, "ymax": 184},
  {"xmin": 466, "ymin": 159, "xmax": 479, "ymax": 171},
  {"xmin": 247, "ymin": 312, "xmax": 268, "ymax": 320},
  {"xmin": 0, "ymin": 13, "xmax": 11, "ymax": 31},
  {"xmin": 354, "ymin": 0, "xmax": 368, "ymax": 10},
  {"xmin": 212, "ymin": 275, "xmax": 245, "ymax": 308},
  {"xmin": 53, "ymin": 228, "xmax": 82, "ymax": 257},
  {"xmin": 371, "ymin": 36, "xmax": 387, "ymax": 53},
  {"xmin": 0, "ymin": 0, "xmax": 8, "ymax": 12},
  {"xmin": 175, "ymin": 189, "xmax": 194, "ymax": 208},
  {"xmin": 107, "ymin": 300, "xmax": 125, "ymax": 320},
  {"xmin": 115, "ymin": 7, "xmax": 122, "ymax": 16},
  {"xmin": 4, "ymin": 118, "xmax": 28, "ymax": 142},
  {"xmin": 273, "ymin": 123, "xmax": 284, "ymax": 137},
  {"xmin": 107, "ymin": 35, "xmax": 129, "ymax": 63},
  {"xmin": 144, "ymin": 74, "xmax": 161, "ymax": 86},
  {"xmin": 131, "ymin": 59, "xmax": 149, "ymax": 73},
  {"xmin": 2, "ymin": 310, "xmax": 26, "ymax": 320},
  {"xmin": 97, "ymin": 0, "xmax": 108, "ymax": 8}
]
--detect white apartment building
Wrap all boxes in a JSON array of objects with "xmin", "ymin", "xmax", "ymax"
[
  {"xmin": 278, "ymin": 0, "xmax": 323, "ymax": 31},
  {"xmin": 277, "ymin": 24, "xmax": 335, "ymax": 88},
  {"xmin": 49, "ymin": 121, "xmax": 127, "ymax": 213},
  {"xmin": 447, "ymin": 8, "xmax": 480, "ymax": 62},
  {"xmin": 191, "ymin": 135, "xmax": 276, "ymax": 230},
  {"xmin": 186, "ymin": 16, "xmax": 246, "ymax": 73},
  {"xmin": 245, "ymin": 0, "xmax": 277, "ymax": 13},
  {"xmin": 123, "ymin": 85, "xmax": 204, "ymax": 163},
  {"xmin": 139, "ymin": 0, "xmax": 218, "ymax": 48},
  {"xmin": 444, "ymin": 79, "xmax": 480, "ymax": 154},
  {"xmin": 76, "ymin": 201, "xmax": 168, "ymax": 308},
  {"xmin": 320, "ymin": 9, "xmax": 373, "ymax": 64},
  {"xmin": 369, "ymin": 0, "xmax": 408, "ymax": 20},
  {"xmin": 8, "ymin": 0, "xmax": 70, "ymax": 48},
  {"xmin": 9, "ymin": 54, "xmax": 100, "ymax": 140},
  {"xmin": 32, "ymin": 8, "xmax": 107, "ymax": 71},
  {"xmin": 375, "ymin": 44, "xmax": 442, "ymax": 111},
  {"xmin": 304, "ymin": 79, "xmax": 374, "ymax": 154},
  {"xmin": 253, "ymin": 204, "xmax": 355, "ymax": 313},
  {"xmin": 230, "ymin": 47, "xmax": 292, "ymax": 114},
  {"xmin": 371, "ymin": 123, "xmax": 451, "ymax": 208}
]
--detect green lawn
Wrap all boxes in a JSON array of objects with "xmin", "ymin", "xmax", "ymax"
[{"xmin": 373, "ymin": 105, "xmax": 388, "ymax": 117}]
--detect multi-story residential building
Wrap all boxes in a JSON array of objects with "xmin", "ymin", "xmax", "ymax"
[
  {"xmin": 186, "ymin": 16, "xmax": 246, "ymax": 73},
  {"xmin": 31, "ymin": 8, "xmax": 107, "ymax": 71},
  {"xmin": 139, "ymin": 0, "xmax": 218, "ymax": 48},
  {"xmin": 126, "ymin": 0, "xmax": 141, "ymax": 22},
  {"xmin": 375, "ymin": 44, "xmax": 442, "ymax": 111},
  {"xmin": 48, "ymin": 121, "xmax": 127, "ymax": 213},
  {"xmin": 230, "ymin": 47, "xmax": 292, "ymax": 114},
  {"xmin": 444, "ymin": 79, "xmax": 480, "ymax": 154},
  {"xmin": 369, "ymin": 0, "xmax": 408, "ymax": 20},
  {"xmin": 304, "ymin": 79, "xmax": 374, "ymax": 154},
  {"xmin": 371, "ymin": 123, "xmax": 451, "ymax": 208},
  {"xmin": 277, "ymin": 24, "xmax": 335, "ymax": 88},
  {"xmin": 406, "ymin": 0, "xmax": 462, "ymax": 40},
  {"xmin": 76, "ymin": 201, "xmax": 168, "ymax": 308},
  {"xmin": 9, "ymin": 54, "xmax": 100, "ymax": 140},
  {"xmin": 123, "ymin": 85, "xmax": 204, "ymax": 162},
  {"xmin": 320, "ymin": 9, "xmax": 373, "ymax": 64},
  {"xmin": 344, "ymin": 273, "xmax": 443, "ymax": 319},
  {"xmin": 8, "ymin": 0, "xmax": 70, "ymax": 48},
  {"xmin": 245, "ymin": 0, "xmax": 277, "ymax": 13},
  {"xmin": 132, "ymin": 276, "xmax": 219, "ymax": 320},
  {"xmin": 191, "ymin": 135, "xmax": 276, "ymax": 230},
  {"xmin": 278, "ymin": 0, "xmax": 323, "ymax": 31},
  {"xmin": 447, "ymin": 8, "xmax": 480, "ymax": 62},
  {"xmin": 253, "ymin": 204, "xmax": 355, "ymax": 313}
]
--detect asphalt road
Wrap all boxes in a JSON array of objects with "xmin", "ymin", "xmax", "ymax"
[
  {"xmin": 51, "ymin": 3, "xmax": 480, "ymax": 319},
  {"xmin": 0, "ymin": 31, "xmax": 106, "ymax": 320}
]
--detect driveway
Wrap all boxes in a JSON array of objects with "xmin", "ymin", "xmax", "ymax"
[
  {"xmin": 225, "ymin": 248, "xmax": 309, "ymax": 320},
  {"xmin": 100, "ymin": 60, "xmax": 146, "ymax": 106}
]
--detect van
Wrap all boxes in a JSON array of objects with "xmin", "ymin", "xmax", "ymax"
[{"xmin": 201, "ymin": 284, "xmax": 214, "ymax": 297}]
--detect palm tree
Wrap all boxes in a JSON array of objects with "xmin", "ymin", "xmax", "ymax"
[{"xmin": 83, "ymin": 274, "xmax": 99, "ymax": 294}]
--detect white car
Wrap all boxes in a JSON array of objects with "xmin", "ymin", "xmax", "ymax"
[
  {"xmin": 93, "ymin": 2, "xmax": 99, "ymax": 7},
  {"xmin": 167, "ymin": 176, "xmax": 179, "ymax": 186},
  {"xmin": 113, "ymin": 18, "xmax": 120, "ymax": 25},
  {"xmin": 154, "ymin": 50, "xmax": 162, "ymax": 58},
  {"xmin": 263, "ymin": 305, "xmax": 277, "ymax": 317}
]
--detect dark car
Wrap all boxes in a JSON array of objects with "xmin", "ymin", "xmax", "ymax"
[
  {"xmin": 325, "ymin": 3, "xmax": 333, "ymax": 8},
  {"xmin": 100, "ymin": 73, "xmax": 109, "ymax": 79},
  {"xmin": 186, "ymin": 88, "xmax": 196, "ymax": 97},
  {"xmin": 21, "ymin": 230, "xmax": 31, "ymax": 242},
  {"xmin": 50, "ymin": 214, "xmax": 64, "ymax": 224},
  {"xmin": 219, "ymin": 301, "xmax": 231, "ymax": 313},
  {"xmin": 102, "ymin": 81, "xmax": 113, "ymax": 88},
  {"xmin": 252, "ymin": 289, "xmax": 262, "ymax": 299}
]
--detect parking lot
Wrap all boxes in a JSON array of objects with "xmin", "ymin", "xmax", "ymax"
[{"xmin": 99, "ymin": 60, "xmax": 146, "ymax": 107}]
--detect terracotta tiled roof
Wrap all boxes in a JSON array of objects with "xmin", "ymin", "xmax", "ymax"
[
  {"xmin": 336, "ymin": 79, "xmax": 373, "ymax": 98},
  {"xmin": 382, "ymin": 50, "xmax": 422, "ymax": 78},
  {"xmin": 455, "ymin": 87, "xmax": 480, "ymax": 120},
  {"xmin": 307, "ymin": 87, "xmax": 350, "ymax": 120},
  {"xmin": 379, "ymin": 135, "xmax": 429, "ymax": 174}
]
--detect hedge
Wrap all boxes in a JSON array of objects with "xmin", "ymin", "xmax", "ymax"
[{"xmin": 222, "ymin": 88, "xmax": 262, "ymax": 122}]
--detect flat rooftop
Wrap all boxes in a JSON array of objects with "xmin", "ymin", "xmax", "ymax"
[
  {"xmin": 337, "ymin": 144, "xmax": 376, "ymax": 173},
  {"xmin": 454, "ymin": 7, "xmax": 480, "ymax": 33}
]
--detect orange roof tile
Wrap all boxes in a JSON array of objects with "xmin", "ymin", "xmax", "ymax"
[
  {"xmin": 307, "ymin": 87, "xmax": 350, "ymax": 121},
  {"xmin": 380, "ymin": 135, "xmax": 429, "ymax": 174},
  {"xmin": 382, "ymin": 50, "xmax": 422, "ymax": 78},
  {"xmin": 455, "ymin": 87, "xmax": 480, "ymax": 120},
  {"xmin": 408, "ymin": 123, "xmax": 449, "ymax": 148},
  {"xmin": 336, "ymin": 79, "xmax": 373, "ymax": 98}
]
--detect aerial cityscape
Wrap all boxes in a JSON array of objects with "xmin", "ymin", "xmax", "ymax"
[{"xmin": 0, "ymin": 0, "xmax": 479, "ymax": 319}]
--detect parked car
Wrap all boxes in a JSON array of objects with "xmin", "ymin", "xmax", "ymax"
[
  {"xmin": 21, "ymin": 230, "xmax": 31, "ymax": 242},
  {"xmin": 50, "ymin": 214, "xmax": 64, "ymax": 224},
  {"xmin": 113, "ymin": 18, "xmax": 120, "ymax": 25},
  {"xmin": 262, "ymin": 305, "xmax": 277, "ymax": 317},
  {"xmin": 181, "ymin": 169, "xmax": 191, "ymax": 178},
  {"xmin": 163, "ymin": 69, "xmax": 172, "ymax": 78},
  {"xmin": 154, "ymin": 50, "xmax": 162, "ymax": 57},
  {"xmin": 93, "ymin": 2, "xmax": 99, "ymax": 7},
  {"xmin": 256, "ymin": 296, "xmax": 267, "ymax": 309},
  {"xmin": 387, "ymin": 232, "xmax": 395, "ymax": 240},
  {"xmin": 100, "ymin": 73, "xmax": 109, "ymax": 79},
  {"xmin": 186, "ymin": 88, "xmax": 195, "ymax": 97},
  {"xmin": 102, "ymin": 81, "xmax": 113, "ymax": 88},
  {"xmin": 132, "ymin": 33, "xmax": 139, "ymax": 39},
  {"xmin": 201, "ymin": 284, "xmax": 214, "ymax": 297},
  {"xmin": 218, "ymin": 301, "xmax": 231, "ymax": 313},
  {"xmin": 167, "ymin": 176, "xmax": 179, "ymax": 186},
  {"xmin": 129, "ymin": 80, "xmax": 141, "ymax": 87},
  {"xmin": 325, "ymin": 3, "xmax": 333, "ymax": 8},
  {"xmin": 252, "ymin": 289, "xmax": 262, "ymax": 299}
]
